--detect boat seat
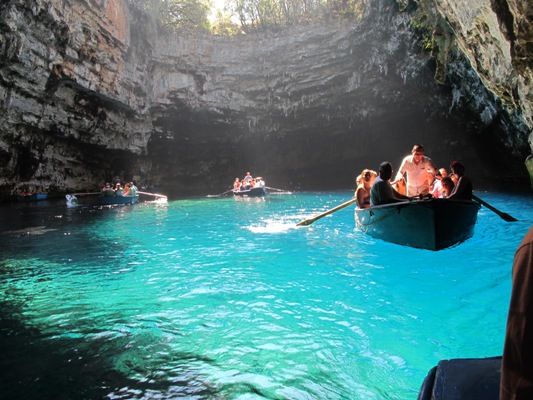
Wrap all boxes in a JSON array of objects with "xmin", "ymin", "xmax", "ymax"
[{"xmin": 417, "ymin": 356, "xmax": 501, "ymax": 400}]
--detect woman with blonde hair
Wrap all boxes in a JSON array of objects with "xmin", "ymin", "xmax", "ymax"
[{"xmin": 355, "ymin": 169, "xmax": 377, "ymax": 209}]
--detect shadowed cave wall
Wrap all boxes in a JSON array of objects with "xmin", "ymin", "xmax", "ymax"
[{"xmin": 0, "ymin": 0, "xmax": 531, "ymax": 198}]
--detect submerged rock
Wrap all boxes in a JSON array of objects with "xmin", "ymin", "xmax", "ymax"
[{"xmin": 0, "ymin": 0, "xmax": 530, "ymax": 197}]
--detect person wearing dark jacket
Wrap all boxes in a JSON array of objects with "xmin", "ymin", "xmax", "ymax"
[
  {"xmin": 370, "ymin": 162, "xmax": 409, "ymax": 206},
  {"xmin": 500, "ymin": 226, "xmax": 533, "ymax": 400},
  {"xmin": 447, "ymin": 161, "xmax": 472, "ymax": 200}
]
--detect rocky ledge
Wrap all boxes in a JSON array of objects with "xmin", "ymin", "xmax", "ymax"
[{"xmin": 0, "ymin": 0, "xmax": 531, "ymax": 198}]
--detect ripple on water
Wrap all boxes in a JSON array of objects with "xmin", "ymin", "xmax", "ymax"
[{"xmin": 0, "ymin": 192, "xmax": 531, "ymax": 399}]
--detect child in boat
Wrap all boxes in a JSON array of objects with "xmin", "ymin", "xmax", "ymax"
[{"xmin": 431, "ymin": 168, "xmax": 449, "ymax": 198}]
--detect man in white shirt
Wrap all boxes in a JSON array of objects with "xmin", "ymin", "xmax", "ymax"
[{"xmin": 394, "ymin": 144, "xmax": 436, "ymax": 196}]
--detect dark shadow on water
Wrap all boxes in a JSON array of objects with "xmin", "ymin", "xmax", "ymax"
[
  {"xmin": 0, "ymin": 300, "xmax": 220, "ymax": 399},
  {"xmin": 0, "ymin": 201, "xmax": 138, "ymax": 277}
]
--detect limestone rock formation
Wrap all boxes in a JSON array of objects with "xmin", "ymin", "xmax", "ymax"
[{"xmin": 0, "ymin": 0, "xmax": 530, "ymax": 199}]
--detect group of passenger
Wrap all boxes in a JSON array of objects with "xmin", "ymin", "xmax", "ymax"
[
  {"xmin": 102, "ymin": 181, "xmax": 138, "ymax": 197},
  {"xmin": 355, "ymin": 144, "xmax": 473, "ymax": 208},
  {"xmin": 233, "ymin": 172, "xmax": 265, "ymax": 191}
]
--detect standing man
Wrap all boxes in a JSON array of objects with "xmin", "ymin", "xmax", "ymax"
[{"xmin": 394, "ymin": 144, "xmax": 436, "ymax": 196}]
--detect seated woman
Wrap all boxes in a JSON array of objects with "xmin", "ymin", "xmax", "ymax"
[
  {"xmin": 354, "ymin": 169, "xmax": 377, "ymax": 208},
  {"xmin": 115, "ymin": 183, "xmax": 123, "ymax": 196},
  {"xmin": 441, "ymin": 176, "xmax": 455, "ymax": 198},
  {"xmin": 123, "ymin": 183, "xmax": 131, "ymax": 196},
  {"xmin": 447, "ymin": 161, "xmax": 473, "ymax": 200}
]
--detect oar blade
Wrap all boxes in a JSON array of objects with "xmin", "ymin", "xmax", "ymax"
[
  {"xmin": 473, "ymin": 194, "xmax": 518, "ymax": 223},
  {"xmin": 296, "ymin": 219, "xmax": 314, "ymax": 227},
  {"xmin": 501, "ymin": 213, "xmax": 518, "ymax": 222}
]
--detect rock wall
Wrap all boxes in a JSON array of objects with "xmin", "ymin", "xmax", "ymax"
[
  {"xmin": 419, "ymin": 0, "xmax": 532, "ymax": 152},
  {"xmin": 0, "ymin": 0, "xmax": 530, "ymax": 198},
  {"xmin": 0, "ymin": 0, "xmax": 152, "ymax": 197}
]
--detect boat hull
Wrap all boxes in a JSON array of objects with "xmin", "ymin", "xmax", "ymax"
[
  {"xmin": 355, "ymin": 199, "xmax": 480, "ymax": 250},
  {"xmin": 233, "ymin": 187, "xmax": 266, "ymax": 197},
  {"xmin": 16, "ymin": 192, "xmax": 48, "ymax": 201},
  {"xmin": 97, "ymin": 195, "xmax": 139, "ymax": 205}
]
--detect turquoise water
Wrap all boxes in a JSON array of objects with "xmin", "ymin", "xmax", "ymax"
[{"xmin": 0, "ymin": 191, "xmax": 531, "ymax": 399}]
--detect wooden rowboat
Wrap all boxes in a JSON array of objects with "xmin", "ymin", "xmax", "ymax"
[
  {"xmin": 354, "ymin": 198, "xmax": 480, "ymax": 250},
  {"xmin": 233, "ymin": 187, "xmax": 266, "ymax": 197},
  {"xmin": 16, "ymin": 192, "xmax": 48, "ymax": 201},
  {"xmin": 97, "ymin": 194, "xmax": 139, "ymax": 205}
]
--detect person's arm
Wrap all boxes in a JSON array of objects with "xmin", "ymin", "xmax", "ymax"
[
  {"xmin": 425, "ymin": 157, "xmax": 437, "ymax": 175},
  {"xmin": 448, "ymin": 177, "xmax": 463, "ymax": 199},
  {"xmin": 392, "ymin": 188, "xmax": 409, "ymax": 201},
  {"xmin": 355, "ymin": 186, "xmax": 365, "ymax": 208},
  {"xmin": 393, "ymin": 157, "xmax": 407, "ymax": 183},
  {"xmin": 500, "ymin": 228, "xmax": 533, "ymax": 400}
]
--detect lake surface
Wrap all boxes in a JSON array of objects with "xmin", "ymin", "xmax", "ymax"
[{"xmin": 0, "ymin": 191, "xmax": 531, "ymax": 399}]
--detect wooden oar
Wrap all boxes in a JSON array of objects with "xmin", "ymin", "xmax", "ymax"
[
  {"xmin": 138, "ymin": 191, "xmax": 168, "ymax": 200},
  {"xmin": 296, "ymin": 197, "xmax": 358, "ymax": 226},
  {"xmin": 472, "ymin": 193, "xmax": 517, "ymax": 222},
  {"xmin": 71, "ymin": 192, "xmax": 101, "ymax": 196},
  {"xmin": 206, "ymin": 189, "xmax": 233, "ymax": 198},
  {"xmin": 266, "ymin": 186, "xmax": 290, "ymax": 192}
]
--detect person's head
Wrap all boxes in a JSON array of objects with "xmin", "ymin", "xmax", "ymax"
[
  {"xmin": 450, "ymin": 161, "xmax": 465, "ymax": 177},
  {"xmin": 234, "ymin": 178, "xmax": 240, "ymax": 182},
  {"xmin": 360, "ymin": 169, "xmax": 377, "ymax": 186},
  {"xmin": 450, "ymin": 173, "xmax": 458, "ymax": 185},
  {"xmin": 439, "ymin": 168, "xmax": 448, "ymax": 178},
  {"xmin": 411, "ymin": 144, "xmax": 425, "ymax": 163},
  {"xmin": 441, "ymin": 176, "xmax": 455, "ymax": 196},
  {"xmin": 379, "ymin": 162, "xmax": 393, "ymax": 181},
  {"xmin": 246, "ymin": 171, "xmax": 251, "ymax": 176}
]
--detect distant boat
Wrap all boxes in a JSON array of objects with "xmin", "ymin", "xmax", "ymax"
[
  {"xmin": 97, "ymin": 194, "xmax": 139, "ymax": 205},
  {"xmin": 233, "ymin": 187, "xmax": 267, "ymax": 197},
  {"xmin": 16, "ymin": 192, "xmax": 48, "ymax": 201},
  {"xmin": 354, "ymin": 198, "xmax": 480, "ymax": 250}
]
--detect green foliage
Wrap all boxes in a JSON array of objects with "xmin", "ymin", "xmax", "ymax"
[
  {"xmin": 409, "ymin": 12, "xmax": 435, "ymax": 51},
  {"xmin": 128, "ymin": 0, "xmax": 211, "ymax": 32},
  {"xmin": 228, "ymin": 0, "xmax": 367, "ymax": 32},
  {"xmin": 210, "ymin": 10, "xmax": 241, "ymax": 35},
  {"xmin": 128, "ymin": 0, "xmax": 367, "ymax": 34}
]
